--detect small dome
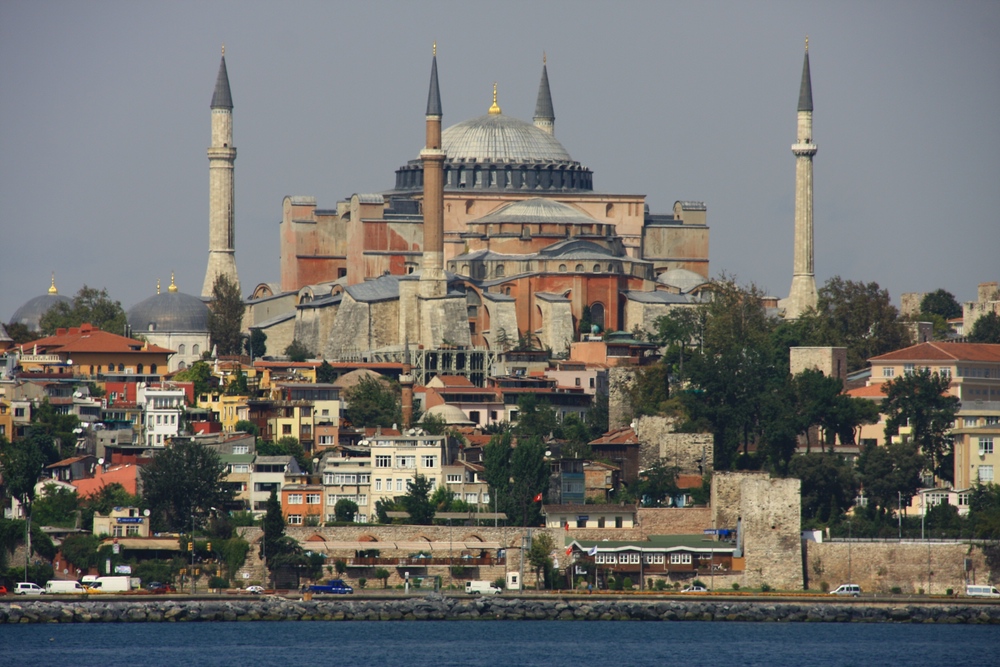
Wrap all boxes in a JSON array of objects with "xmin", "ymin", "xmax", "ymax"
[
  {"xmin": 422, "ymin": 403, "xmax": 474, "ymax": 425},
  {"xmin": 442, "ymin": 114, "xmax": 572, "ymax": 163},
  {"xmin": 657, "ymin": 269, "xmax": 709, "ymax": 293},
  {"xmin": 333, "ymin": 368, "xmax": 389, "ymax": 391},
  {"xmin": 10, "ymin": 293, "xmax": 72, "ymax": 331},
  {"xmin": 127, "ymin": 291, "xmax": 209, "ymax": 332}
]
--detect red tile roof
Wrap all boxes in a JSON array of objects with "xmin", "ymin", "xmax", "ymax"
[
  {"xmin": 589, "ymin": 427, "xmax": 639, "ymax": 446},
  {"xmin": 27, "ymin": 324, "xmax": 173, "ymax": 355},
  {"xmin": 870, "ymin": 342, "xmax": 1000, "ymax": 363},
  {"xmin": 72, "ymin": 464, "xmax": 140, "ymax": 497},
  {"xmin": 847, "ymin": 384, "xmax": 889, "ymax": 398}
]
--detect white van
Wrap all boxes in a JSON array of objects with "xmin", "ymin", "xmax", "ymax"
[
  {"xmin": 965, "ymin": 584, "xmax": 1000, "ymax": 598},
  {"xmin": 45, "ymin": 580, "xmax": 87, "ymax": 594},
  {"xmin": 830, "ymin": 584, "xmax": 862, "ymax": 597},
  {"xmin": 14, "ymin": 582, "xmax": 45, "ymax": 595},
  {"xmin": 465, "ymin": 580, "xmax": 502, "ymax": 595}
]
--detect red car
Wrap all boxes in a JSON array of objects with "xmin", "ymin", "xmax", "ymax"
[
  {"xmin": 0, "ymin": 585, "xmax": 8, "ymax": 595},
  {"xmin": 146, "ymin": 582, "xmax": 176, "ymax": 594}
]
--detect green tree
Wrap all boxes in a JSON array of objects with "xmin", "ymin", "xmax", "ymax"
[
  {"xmin": 261, "ymin": 488, "xmax": 285, "ymax": 563},
  {"xmin": 233, "ymin": 419, "xmax": 259, "ymax": 437},
  {"xmin": 808, "ymin": 276, "xmax": 910, "ymax": 371},
  {"xmin": 634, "ymin": 461, "xmax": 680, "ymax": 507},
  {"xmin": 334, "ymin": 498, "xmax": 359, "ymax": 522},
  {"xmin": 284, "ymin": 339, "xmax": 313, "ymax": 362},
  {"xmin": 968, "ymin": 311, "xmax": 1000, "ymax": 344},
  {"xmin": 920, "ymin": 289, "xmax": 962, "ymax": 320},
  {"xmin": 141, "ymin": 441, "xmax": 233, "ymax": 532},
  {"xmin": 508, "ymin": 437, "xmax": 549, "ymax": 527},
  {"xmin": 881, "ymin": 368, "xmax": 960, "ymax": 483},
  {"xmin": 225, "ymin": 369, "xmax": 249, "ymax": 395},
  {"xmin": 856, "ymin": 440, "xmax": 924, "ymax": 516},
  {"xmin": 30, "ymin": 399, "xmax": 80, "ymax": 462},
  {"xmin": 343, "ymin": 375, "xmax": 400, "ymax": 428},
  {"xmin": 173, "ymin": 360, "xmax": 215, "ymax": 399},
  {"xmin": 482, "ymin": 432, "xmax": 513, "ymax": 519},
  {"xmin": 207, "ymin": 274, "xmax": 245, "ymax": 356},
  {"xmin": 374, "ymin": 567, "xmax": 391, "ymax": 588},
  {"xmin": 39, "ymin": 285, "xmax": 127, "ymax": 335},
  {"xmin": 246, "ymin": 328, "xmax": 267, "ymax": 359},
  {"xmin": 513, "ymin": 394, "xmax": 558, "ymax": 440},
  {"xmin": 627, "ymin": 362, "xmax": 672, "ymax": 419},
  {"xmin": 316, "ymin": 360, "xmax": 336, "ymax": 384},
  {"xmin": 526, "ymin": 532, "xmax": 554, "ymax": 590},
  {"xmin": 399, "ymin": 474, "xmax": 435, "ymax": 525},
  {"xmin": 419, "ymin": 413, "xmax": 449, "ymax": 436},
  {"xmin": 31, "ymin": 484, "xmax": 80, "ymax": 527},
  {"xmin": 969, "ymin": 484, "xmax": 1000, "ymax": 539},
  {"xmin": 789, "ymin": 453, "xmax": 858, "ymax": 524},
  {"xmin": 430, "ymin": 484, "xmax": 454, "ymax": 512},
  {"xmin": 653, "ymin": 306, "xmax": 701, "ymax": 376},
  {"xmin": 256, "ymin": 436, "xmax": 310, "ymax": 473},
  {"xmin": 59, "ymin": 533, "xmax": 102, "ymax": 572},
  {"xmin": 4, "ymin": 321, "xmax": 40, "ymax": 345},
  {"xmin": 0, "ymin": 433, "xmax": 48, "ymax": 519}
]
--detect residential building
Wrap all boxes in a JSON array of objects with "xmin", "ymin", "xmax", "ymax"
[
  {"xmin": 369, "ymin": 431, "xmax": 457, "ymax": 507},
  {"xmin": 281, "ymin": 483, "xmax": 324, "ymax": 526},
  {"xmin": 138, "ymin": 384, "xmax": 186, "ymax": 447},
  {"xmin": 13, "ymin": 323, "xmax": 172, "ymax": 380},
  {"xmin": 250, "ymin": 455, "xmax": 301, "ymax": 515},
  {"xmin": 93, "ymin": 506, "xmax": 151, "ymax": 538},
  {"xmin": 542, "ymin": 503, "xmax": 638, "ymax": 530},
  {"xmin": 320, "ymin": 444, "xmax": 372, "ymax": 523},
  {"xmin": 953, "ymin": 422, "xmax": 1000, "ymax": 490}
]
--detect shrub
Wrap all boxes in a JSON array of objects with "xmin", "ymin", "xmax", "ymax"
[
  {"xmin": 358, "ymin": 578, "xmax": 367, "ymax": 589},
  {"xmin": 655, "ymin": 579, "xmax": 667, "ymax": 591},
  {"xmin": 335, "ymin": 559, "xmax": 347, "ymax": 575},
  {"xmin": 493, "ymin": 578, "xmax": 506, "ymax": 590},
  {"xmin": 732, "ymin": 582, "xmax": 741, "ymax": 590},
  {"xmin": 946, "ymin": 588, "xmax": 954, "ymax": 596},
  {"xmin": 820, "ymin": 581, "xmax": 829, "ymax": 593},
  {"xmin": 760, "ymin": 583, "xmax": 772, "ymax": 593},
  {"xmin": 891, "ymin": 586, "xmax": 902, "ymax": 595},
  {"xmin": 622, "ymin": 577, "xmax": 633, "ymax": 590},
  {"xmin": 918, "ymin": 587, "xmax": 925, "ymax": 595},
  {"xmin": 208, "ymin": 576, "xmax": 228, "ymax": 590},
  {"xmin": 692, "ymin": 579, "xmax": 706, "ymax": 589}
]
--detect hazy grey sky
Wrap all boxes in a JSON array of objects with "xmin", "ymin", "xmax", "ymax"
[{"xmin": 2, "ymin": 1, "xmax": 998, "ymax": 322}]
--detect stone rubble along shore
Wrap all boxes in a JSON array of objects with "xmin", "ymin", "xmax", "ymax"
[{"xmin": 2, "ymin": 596, "xmax": 999, "ymax": 624}]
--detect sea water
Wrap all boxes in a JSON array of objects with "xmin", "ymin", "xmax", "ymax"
[{"xmin": 0, "ymin": 620, "xmax": 996, "ymax": 667}]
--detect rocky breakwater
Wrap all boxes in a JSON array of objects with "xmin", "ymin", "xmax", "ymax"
[{"xmin": 2, "ymin": 596, "xmax": 999, "ymax": 625}]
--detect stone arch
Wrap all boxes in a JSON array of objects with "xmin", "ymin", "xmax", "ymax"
[
  {"xmin": 462, "ymin": 534, "xmax": 485, "ymax": 542},
  {"xmin": 414, "ymin": 534, "xmax": 433, "ymax": 543},
  {"xmin": 590, "ymin": 302, "xmax": 606, "ymax": 331},
  {"xmin": 606, "ymin": 203, "xmax": 615, "ymax": 217},
  {"xmin": 306, "ymin": 533, "xmax": 327, "ymax": 542},
  {"xmin": 357, "ymin": 534, "xmax": 379, "ymax": 542},
  {"xmin": 465, "ymin": 200, "xmax": 475, "ymax": 215}
]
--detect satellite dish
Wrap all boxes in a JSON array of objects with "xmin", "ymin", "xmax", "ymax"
[
  {"xmin": 97, "ymin": 458, "xmax": 104, "ymax": 465},
  {"xmin": 544, "ymin": 450, "xmax": 552, "ymax": 457},
  {"xmin": 143, "ymin": 509, "xmax": 150, "ymax": 517}
]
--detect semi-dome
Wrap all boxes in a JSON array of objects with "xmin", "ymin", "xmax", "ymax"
[
  {"xmin": 10, "ymin": 277, "xmax": 72, "ymax": 331},
  {"xmin": 442, "ymin": 114, "xmax": 572, "ymax": 163},
  {"xmin": 657, "ymin": 268, "xmax": 710, "ymax": 293},
  {"xmin": 471, "ymin": 198, "xmax": 597, "ymax": 226},
  {"xmin": 128, "ymin": 287, "xmax": 209, "ymax": 333}
]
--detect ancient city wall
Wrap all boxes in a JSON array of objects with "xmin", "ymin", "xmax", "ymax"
[
  {"xmin": 637, "ymin": 507, "xmax": 712, "ymax": 535},
  {"xmin": 634, "ymin": 415, "xmax": 712, "ymax": 474}
]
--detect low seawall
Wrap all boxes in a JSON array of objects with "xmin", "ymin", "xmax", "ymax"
[{"xmin": 3, "ymin": 596, "xmax": 999, "ymax": 625}]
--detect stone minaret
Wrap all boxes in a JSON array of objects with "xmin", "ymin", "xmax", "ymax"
[
  {"xmin": 419, "ymin": 44, "xmax": 447, "ymax": 298},
  {"xmin": 784, "ymin": 40, "xmax": 818, "ymax": 319},
  {"xmin": 533, "ymin": 53, "xmax": 555, "ymax": 135},
  {"xmin": 400, "ymin": 338, "xmax": 414, "ymax": 430},
  {"xmin": 202, "ymin": 48, "xmax": 240, "ymax": 298}
]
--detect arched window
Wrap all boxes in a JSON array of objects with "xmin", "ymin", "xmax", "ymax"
[
  {"xmin": 466, "ymin": 200, "xmax": 475, "ymax": 214},
  {"xmin": 137, "ymin": 364, "xmax": 144, "ymax": 374},
  {"xmin": 192, "ymin": 344, "xmax": 200, "ymax": 356},
  {"xmin": 559, "ymin": 264, "xmax": 567, "ymax": 272},
  {"xmin": 593, "ymin": 264, "xmax": 601, "ymax": 273},
  {"xmin": 495, "ymin": 264, "xmax": 505, "ymax": 277},
  {"xmin": 606, "ymin": 203, "xmax": 615, "ymax": 217},
  {"xmin": 178, "ymin": 361, "xmax": 187, "ymax": 370},
  {"xmin": 118, "ymin": 364, "xmax": 125, "ymax": 372},
  {"xmin": 151, "ymin": 364, "xmax": 157, "ymax": 374},
  {"xmin": 178, "ymin": 344, "xmax": 186, "ymax": 355},
  {"xmin": 590, "ymin": 303, "xmax": 606, "ymax": 331},
  {"xmin": 575, "ymin": 264, "xmax": 584, "ymax": 272}
]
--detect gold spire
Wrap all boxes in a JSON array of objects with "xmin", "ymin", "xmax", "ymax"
[
  {"xmin": 168, "ymin": 271, "xmax": 178, "ymax": 293},
  {"xmin": 805, "ymin": 36, "xmax": 809, "ymax": 52},
  {"xmin": 222, "ymin": 44, "xmax": 225, "ymax": 56},
  {"xmin": 48, "ymin": 272, "xmax": 57, "ymax": 295},
  {"xmin": 543, "ymin": 51, "xmax": 546, "ymax": 65},
  {"xmin": 488, "ymin": 82, "xmax": 501, "ymax": 115},
  {"xmin": 157, "ymin": 279, "xmax": 161, "ymax": 295},
  {"xmin": 432, "ymin": 41, "xmax": 436, "ymax": 57}
]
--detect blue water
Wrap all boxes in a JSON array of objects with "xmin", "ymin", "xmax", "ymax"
[{"xmin": 0, "ymin": 620, "xmax": 996, "ymax": 667}]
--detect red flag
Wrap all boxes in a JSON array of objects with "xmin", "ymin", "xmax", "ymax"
[
  {"xmin": 564, "ymin": 522, "xmax": 570, "ymax": 531},
  {"xmin": 533, "ymin": 493, "xmax": 543, "ymax": 503},
  {"xmin": 565, "ymin": 547, "xmax": 572, "ymax": 555}
]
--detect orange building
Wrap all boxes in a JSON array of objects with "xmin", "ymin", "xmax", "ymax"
[{"xmin": 15, "ymin": 323, "xmax": 172, "ymax": 380}]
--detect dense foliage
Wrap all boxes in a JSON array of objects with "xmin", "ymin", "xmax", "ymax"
[
  {"xmin": 39, "ymin": 285, "xmax": 127, "ymax": 336},
  {"xmin": 207, "ymin": 274, "xmax": 245, "ymax": 356}
]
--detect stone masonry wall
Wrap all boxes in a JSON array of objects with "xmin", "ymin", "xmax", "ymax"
[
  {"xmin": 637, "ymin": 507, "xmax": 712, "ymax": 535},
  {"xmin": 607, "ymin": 367, "xmax": 636, "ymax": 430},
  {"xmin": 738, "ymin": 476, "xmax": 802, "ymax": 590},
  {"xmin": 805, "ymin": 541, "xmax": 988, "ymax": 594},
  {"xmin": 634, "ymin": 415, "xmax": 712, "ymax": 474}
]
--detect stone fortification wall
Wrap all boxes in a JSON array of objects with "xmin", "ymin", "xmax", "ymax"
[
  {"xmin": 899, "ymin": 292, "xmax": 926, "ymax": 318},
  {"xmin": 634, "ymin": 415, "xmax": 712, "ymax": 474},
  {"xmin": 607, "ymin": 367, "xmax": 636, "ymax": 430},
  {"xmin": 738, "ymin": 476, "xmax": 802, "ymax": 590},
  {"xmin": 637, "ymin": 507, "xmax": 712, "ymax": 535},
  {"xmin": 5, "ymin": 597, "xmax": 1000, "ymax": 625},
  {"xmin": 805, "ymin": 540, "xmax": 988, "ymax": 595}
]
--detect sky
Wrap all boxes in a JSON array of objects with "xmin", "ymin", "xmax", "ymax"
[{"xmin": 2, "ymin": 1, "xmax": 998, "ymax": 323}]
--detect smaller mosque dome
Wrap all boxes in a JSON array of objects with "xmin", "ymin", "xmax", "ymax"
[
  {"xmin": 657, "ymin": 268, "xmax": 710, "ymax": 293},
  {"xmin": 10, "ymin": 276, "xmax": 72, "ymax": 331},
  {"xmin": 422, "ymin": 403, "xmax": 474, "ymax": 426},
  {"xmin": 127, "ymin": 282, "xmax": 209, "ymax": 333}
]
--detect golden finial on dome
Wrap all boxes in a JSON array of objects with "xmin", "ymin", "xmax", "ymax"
[
  {"xmin": 48, "ymin": 272, "xmax": 58, "ymax": 295},
  {"xmin": 433, "ymin": 41, "xmax": 436, "ymax": 57},
  {"xmin": 157, "ymin": 279, "xmax": 161, "ymax": 295},
  {"xmin": 805, "ymin": 36, "xmax": 809, "ymax": 52},
  {"xmin": 488, "ymin": 82, "xmax": 501, "ymax": 115},
  {"xmin": 168, "ymin": 271, "xmax": 178, "ymax": 293},
  {"xmin": 222, "ymin": 44, "xmax": 225, "ymax": 56}
]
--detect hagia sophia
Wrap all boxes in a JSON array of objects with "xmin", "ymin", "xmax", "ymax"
[{"xmin": 8, "ymin": 44, "xmax": 828, "ymax": 375}]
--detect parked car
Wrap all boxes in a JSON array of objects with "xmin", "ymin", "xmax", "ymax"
[
  {"xmin": 14, "ymin": 582, "xmax": 45, "ymax": 595},
  {"xmin": 245, "ymin": 585, "xmax": 265, "ymax": 594},
  {"xmin": 830, "ymin": 584, "xmax": 862, "ymax": 597},
  {"xmin": 308, "ymin": 579, "xmax": 354, "ymax": 595},
  {"xmin": 0, "ymin": 585, "xmax": 8, "ymax": 595},
  {"xmin": 465, "ymin": 580, "xmax": 502, "ymax": 595},
  {"xmin": 680, "ymin": 585, "xmax": 708, "ymax": 593},
  {"xmin": 965, "ymin": 584, "xmax": 1000, "ymax": 598},
  {"xmin": 146, "ymin": 582, "xmax": 176, "ymax": 594}
]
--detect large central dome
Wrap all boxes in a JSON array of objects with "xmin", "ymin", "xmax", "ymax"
[{"xmin": 442, "ymin": 114, "xmax": 572, "ymax": 163}]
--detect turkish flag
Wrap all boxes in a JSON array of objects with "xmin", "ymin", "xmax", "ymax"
[{"xmin": 533, "ymin": 493, "xmax": 543, "ymax": 502}]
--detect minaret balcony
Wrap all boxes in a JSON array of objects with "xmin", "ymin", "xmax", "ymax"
[{"xmin": 791, "ymin": 142, "xmax": 817, "ymax": 156}]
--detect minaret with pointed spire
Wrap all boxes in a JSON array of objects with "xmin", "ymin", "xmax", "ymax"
[
  {"xmin": 419, "ymin": 43, "xmax": 447, "ymax": 298},
  {"xmin": 533, "ymin": 53, "xmax": 555, "ymax": 135},
  {"xmin": 785, "ymin": 39, "xmax": 818, "ymax": 319},
  {"xmin": 202, "ymin": 46, "xmax": 240, "ymax": 298},
  {"xmin": 400, "ymin": 337, "xmax": 414, "ymax": 430}
]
